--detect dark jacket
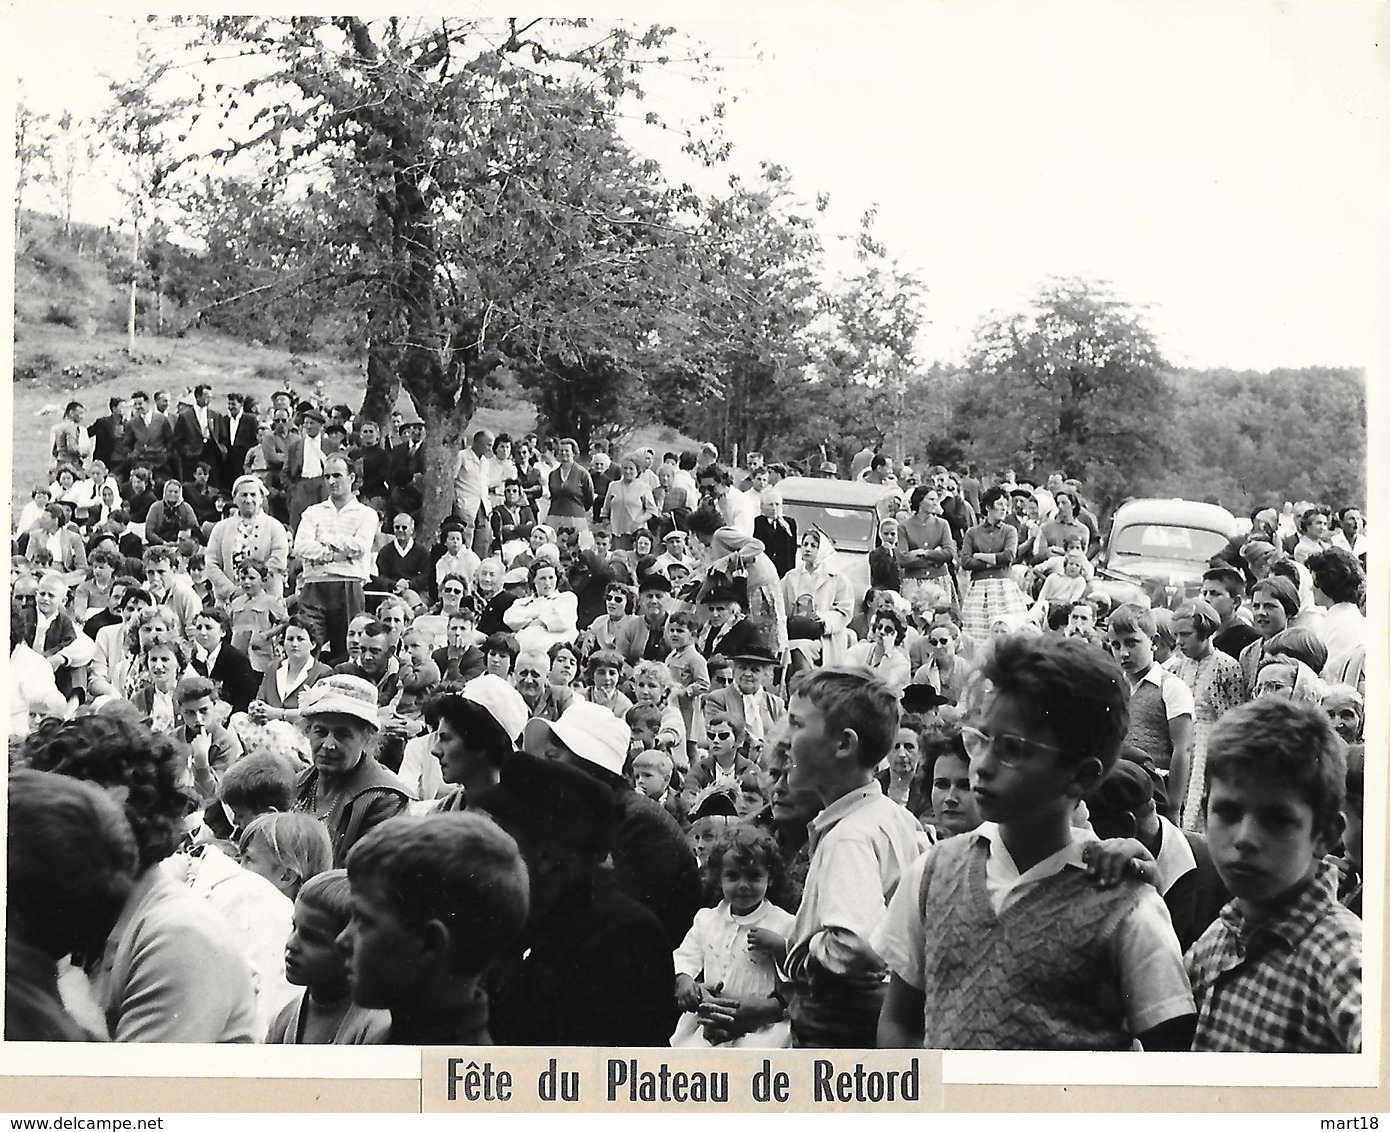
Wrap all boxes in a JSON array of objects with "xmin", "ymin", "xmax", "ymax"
[
  {"xmin": 1164, "ymin": 828, "xmax": 1231, "ymax": 954},
  {"xmin": 486, "ymin": 870, "xmax": 677, "ymax": 1047},
  {"xmin": 433, "ymin": 645, "xmax": 486, "ymax": 685},
  {"xmin": 191, "ymin": 644, "xmax": 260, "ymax": 715},
  {"xmin": 753, "ymin": 514, "xmax": 799, "ymax": 578},
  {"xmin": 609, "ymin": 783, "xmax": 704, "ymax": 948}
]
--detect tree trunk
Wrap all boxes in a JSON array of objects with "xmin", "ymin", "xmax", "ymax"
[
  {"xmin": 360, "ymin": 320, "xmax": 400, "ymax": 422},
  {"xmin": 128, "ymin": 220, "xmax": 139, "ymax": 354}
]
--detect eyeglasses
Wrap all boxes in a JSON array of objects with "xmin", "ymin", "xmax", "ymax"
[
  {"xmin": 928, "ymin": 636, "xmax": 953, "ymax": 646},
  {"xmin": 708, "ymin": 731, "xmax": 736, "ymax": 742},
  {"xmin": 960, "ymin": 725, "xmax": 1061, "ymax": 768},
  {"xmin": 443, "ymin": 586, "xmax": 464, "ymax": 595}
]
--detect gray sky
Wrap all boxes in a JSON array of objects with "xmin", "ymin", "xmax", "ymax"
[{"xmin": 9, "ymin": 3, "xmax": 1390, "ymax": 371}]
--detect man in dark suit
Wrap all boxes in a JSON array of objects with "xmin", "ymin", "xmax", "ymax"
[
  {"xmin": 187, "ymin": 607, "xmax": 260, "ymax": 714},
  {"xmin": 219, "ymin": 392, "xmax": 259, "ymax": 492},
  {"xmin": 753, "ymin": 492, "xmax": 799, "ymax": 577},
  {"xmin": 88, "ymin": 396, "xmax": 132, "ymax": 479},
  {"xmin": 388, "ymin": 419, "xmax": 428, "ymax": 521},
  {"xmin": 123, "ymin": 390, "xmax": 177, "ymax": 482},
  {"xmin": 172, "ymin": 384, "xmax": 227, "ymax": 484}
]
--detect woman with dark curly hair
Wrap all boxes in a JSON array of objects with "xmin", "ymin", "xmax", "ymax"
[{"xmin": 21, "ymin": 714, "xmax": 258, "ymax": 1042}]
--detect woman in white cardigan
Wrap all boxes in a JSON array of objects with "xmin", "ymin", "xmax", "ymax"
[{"xmin": 503, "ymin": 557, "xmax": 579, "ymax": 654}]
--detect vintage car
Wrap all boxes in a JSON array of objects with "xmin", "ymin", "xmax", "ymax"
[
  {"xmin": 1091, "ymin": 497, "xmax": 1240, "ymax": 611},
  {"xmin": 772, "ymin": 476, "xmax": 902, "ymax": 602}
]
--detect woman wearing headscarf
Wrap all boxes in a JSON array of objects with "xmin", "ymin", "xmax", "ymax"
[
  {"xmin": 779, "ymin": 528, "xmax": 855, "ymax": 671},
  {"xmin": 688, "ymin": 510, "xmax": 788, "ymax": 658},
  {"xmin": 204, "ymin": 475, "xmax": 291, "ymax": 602},
  {"xmin": 958, "ymin": 486, "xmax": 1030, "ymax": 643}
]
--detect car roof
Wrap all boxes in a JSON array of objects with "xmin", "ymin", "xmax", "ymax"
[
  {"xmin": 774, "ymin": 476, "xmax": 900, "ymax": 508},
  {"xmin": 1112, "ymin": 498, "xmax": 1239, "ymax": 533}
]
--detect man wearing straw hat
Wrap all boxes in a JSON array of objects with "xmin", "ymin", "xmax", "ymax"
[{"xmin": 204, "ymin": 475, "xmax": 291, "ymax": 603}]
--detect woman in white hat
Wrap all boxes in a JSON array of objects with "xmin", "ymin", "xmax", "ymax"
[
  {"xmin": 293, "ymin": 675, "xmax": 410, "ymax": 867},
  {"xmin": 414, "ymin": 675, "xmax": 529, "ymax": 814}
]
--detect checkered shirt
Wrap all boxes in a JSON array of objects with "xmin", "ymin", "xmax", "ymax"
[{"xmin": 1186, "ymin": 858, "xmax": 1361, "ymax": 1052}]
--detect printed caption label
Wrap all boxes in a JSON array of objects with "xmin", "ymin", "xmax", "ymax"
[{"xmin": 422, "ymin": 1049, "xmax": 943, "ymax": 1113}]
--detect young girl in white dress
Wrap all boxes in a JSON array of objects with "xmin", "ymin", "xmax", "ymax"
[{"xmin": 670, "ymin": 826, "xmax": 796, "ymax": 1049}]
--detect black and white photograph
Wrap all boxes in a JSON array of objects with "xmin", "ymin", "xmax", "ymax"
[{"xmin": 4, "ymin": 1, "xmax": 1385, "ymax": 1119}]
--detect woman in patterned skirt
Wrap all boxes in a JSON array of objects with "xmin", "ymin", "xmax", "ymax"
[{"xmin": 958, "ymin": 486, "xmax": 1029, "ymax": 643}]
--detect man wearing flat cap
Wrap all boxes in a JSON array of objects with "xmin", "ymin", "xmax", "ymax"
[
  {"xmin": 1086, "ymin": 752, "xmax": 1229, "ymax": 952},
  {"xmin": 388, "ymin": 416, "xmax": 428, "ymax": 521},
  {"xmin": 475, "ymin": 753, "xmax": 677, "ymax": 1047},
  {"xmin": 284, "ymin": 406, "xmax": 331, "ymax": 531}
]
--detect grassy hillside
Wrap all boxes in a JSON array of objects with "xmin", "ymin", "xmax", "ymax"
[{"xmin": 11, "ymin": 211, "xmax": 698, "ymax": 515}]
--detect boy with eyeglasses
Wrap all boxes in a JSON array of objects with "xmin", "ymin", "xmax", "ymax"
[{"xmin": 874, "ymin": 634, "xmax": 1196, "ymax": 1050}]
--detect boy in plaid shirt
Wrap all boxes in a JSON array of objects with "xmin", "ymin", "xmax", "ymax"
[{"xmin": 1186, "ymin": 697, "xmax": 1361, "ymax": 1052}]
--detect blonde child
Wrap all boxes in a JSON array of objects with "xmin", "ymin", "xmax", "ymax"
[
  {"xmin": 267, "ymin": 869, "xmax": 391, "ymax": 1044},
  {"xmin": 239, "ymin": 812, "xmax": 333, "ymax": 902},
  {"xmin": 671, "ymin": 825, "xmax": 796, "ymax": 1048}
]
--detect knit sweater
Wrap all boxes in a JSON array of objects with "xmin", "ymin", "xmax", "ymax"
[
  {"xmin": 1127, "ymin": 674, "xmax": 1175, "ymax": 771},
  {"xmin": 917, "ymin": 834, "xmax": 1145, "ymax": 1050}
]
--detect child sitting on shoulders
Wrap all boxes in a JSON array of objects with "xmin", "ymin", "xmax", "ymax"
[
  {"xmin": 267, "ymin": 869, "xmax": 391, "ymax": 1044},
  {"xmin": 340, "ymin": 812, "xmax": 530, "ymax": 1045},
  {"xmin": 1186, "ymin": 697, "xmax": 1361, "ymax": 1052},
  {"xmin": 671, "ymin": 825, "xmax": 796, "ymax": 1049}
]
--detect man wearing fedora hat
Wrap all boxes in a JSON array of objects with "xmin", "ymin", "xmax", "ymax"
[
  {"xmin": 524, "ymin": 702, "xmax": 702, "ymax": 949},
  {"xmin": 475, "ymin": 752, "xmax": 678, "ymax": 1046},
  {"xmin": 613, "ymin": 571, "xmax": 676, "ymax": 666},
  {"xmin": 293, "ymin": 674, "xmax": 411, "ymax": 867},
  {"xmin": 699, "ymin": 634, "xmax": 786, "ymax": 758}
]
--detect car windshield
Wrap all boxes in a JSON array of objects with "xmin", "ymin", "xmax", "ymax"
[
  {"xmin": 781, "ymin": 502, "xmax": 877, "ymax": 551},
  {"xmin": 1111, "ymin": 523, "xmax": 1230, "ymax": 563}
]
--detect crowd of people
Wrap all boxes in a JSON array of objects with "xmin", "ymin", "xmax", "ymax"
[{"xmin": 6, "ymin": 383, "xmax": 1367, "ymax": 1053}]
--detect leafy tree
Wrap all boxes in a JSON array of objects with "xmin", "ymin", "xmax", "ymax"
[
  {"xmin": 182, "ymin": 16, "xmax": 716, "ymax": 541},
  {"xmin": 45, "ymin": 111, "xmax": 103, "ymax": 243},
  {"xmin": 662, "ymin": 162, "xmax": 827, "ymax": 462},
  {"xmin": 952, "ymin": 277, "xmax": 1172, "ymax": 513},
  {"xmin": 15, "ymin": 90, "xmax": 52, "ymax": 243},
  {"xmin": 1156, "ymin": 367, "xmax": 1364, "ymax": 512},
  {"xmin": 817, "ymin": 209, "xmax": 929, "ymax": 467},
  {"xmin": 99, "ymin": 46, "xmax": 194, "ymax": 352}
]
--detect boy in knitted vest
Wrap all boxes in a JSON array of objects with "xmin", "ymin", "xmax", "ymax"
[
  {"xmin": 874, "ymin": 634, "xmax": 1196, "ymax": 1050},
  {"xmin": 1106, "ymin": 603, "xmax": 1195, "ymax": 815}
]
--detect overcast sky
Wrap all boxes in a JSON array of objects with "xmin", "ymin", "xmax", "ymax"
[{"xmin": 9, "ymin": 3, "xmax": 1389, "ymax": 372}]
